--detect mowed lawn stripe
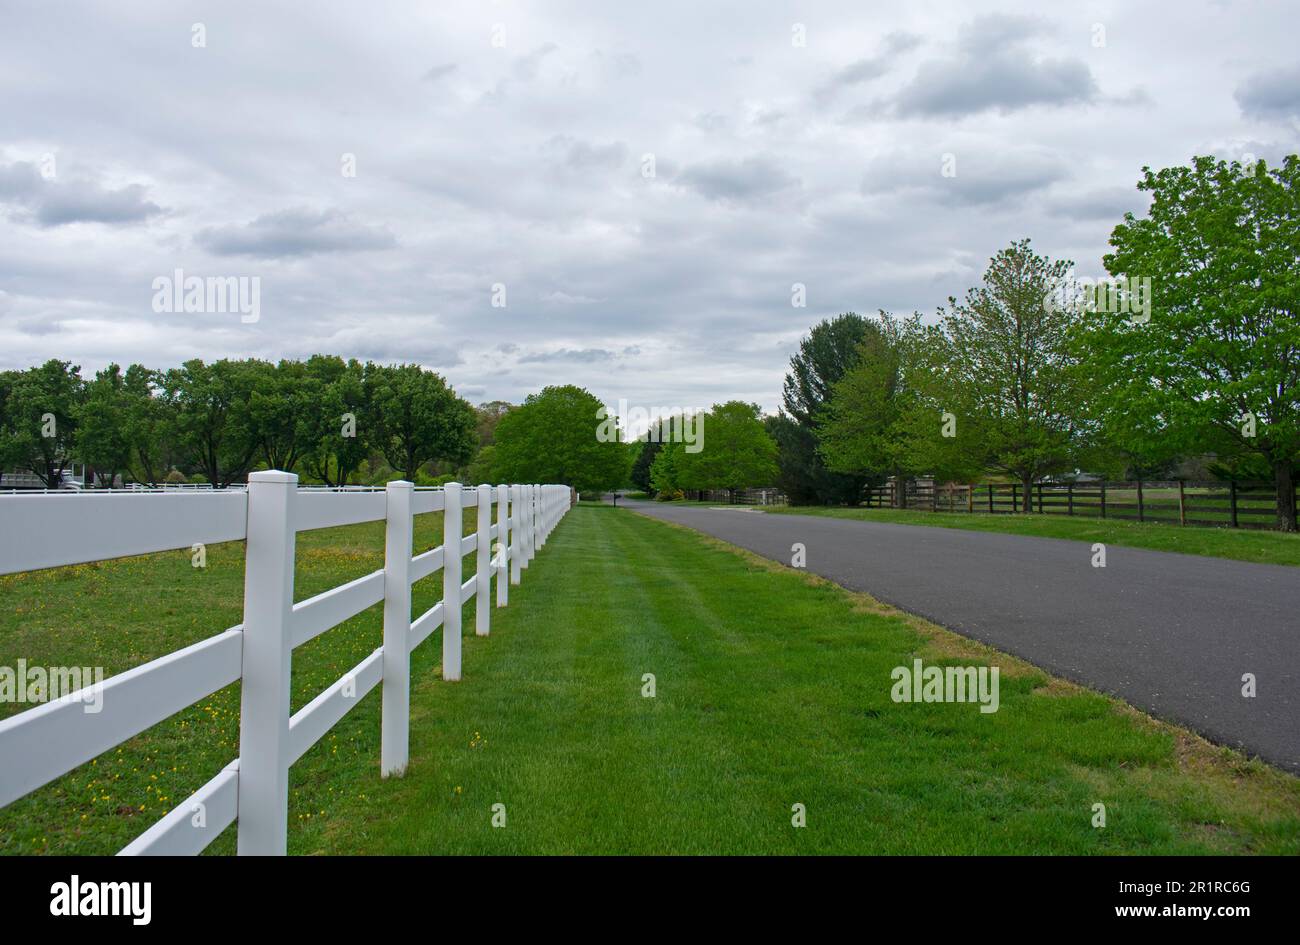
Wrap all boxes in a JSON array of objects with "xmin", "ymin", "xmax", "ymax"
[{"xmin": 313, "ymin": 505, "xmax": 1300, "ymax": 855}]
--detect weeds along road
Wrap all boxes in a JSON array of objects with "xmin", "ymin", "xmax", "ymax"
[{"xmin": 621, "ymin": 500, "xmax": 1300, "ymax": 772}]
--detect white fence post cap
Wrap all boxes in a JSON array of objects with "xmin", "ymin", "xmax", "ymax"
[{"xmin": 249, "ymin": 470, "xmax": 297, "ymax": 484}]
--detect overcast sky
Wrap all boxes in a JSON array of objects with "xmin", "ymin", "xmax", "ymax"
[{"xmin": 2, "ymin": 1, "xmax": 1297, "ymax": 416}]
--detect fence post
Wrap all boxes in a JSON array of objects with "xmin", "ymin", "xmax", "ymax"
[
  {"xmin": 237, "ymin": 470, "xmax": 297, "ymax": 856},
  {"xmin": 1137, "ymin": 479, "xmax": 1145, "ymax": 522},
  {"xmin": 1178, "ymin": 480, "xmax": 1187, "ymax": 526},
  {"xmin": 381, "ymin": 480, "xmax": 413, "ymax": 778},
  {"xmin": 534, "ymin": 484, "xmax": 542, "ymax": 550},
  {"xmin": 510, "ymin": 484, "xmax": 523, "ymax": 585},
  {"xmin": 496, "ymin": 484, "xmax": 509, "ymax": 606},
  {"xmin": 520, "ymin": 485, "xmax": 532, "ymax": 569},
  {"xmin": 987, "ymin": 484, "xmax": 993, "ymax": 513},
  {"xmin": 1011, "ymin": 483, "xmax": 1018, "ymax": 512},
  {"xmin": 476, "ymin": 483, "xmax": 491, "ymax": 636},
  {"xmin": 1067, "ymin": 482, "xmax": 1074, "ymax": 516},
  {"xmin": 1229, "ymin": 480, "xmax": 1238, "ymax": 528},
  {"xmin": 442, "ymin": 481, "xmax": 463, "ymax": 681},
  {"xmin": 537, "ymin": 484, "xmax": 547, "ymax": 547},
  {"xmin": 530, "ymin": 484, "xmax": 539, "ymax": 559},
  {"xmin": 1100, "ymin": 481, "xmax": 1107, "ymax": 519}
]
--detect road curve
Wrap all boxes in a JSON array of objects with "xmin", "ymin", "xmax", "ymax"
[{"xmin": 621, "ymin": 500, "xmax": 1300, "ymax": 771}]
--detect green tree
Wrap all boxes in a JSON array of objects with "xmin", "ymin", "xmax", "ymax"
[
  {"xmin": 0, "ymin": 371, "xmax": 29, "ymax": 486},
  {"xmin": 298, "ymin": 356, "xmax": 369, "ymax": 486},
  {"xmin": 778, "ymin": 313, "xmax": 875, "ymax": 504},
  {"xmin": 933, "ymin": 240, "xmax": 1086, "ymax": 510},
  {"xmin": 3, "ymin": 360, "xmax": 84, "ymax": 487},
  {"xmin": 1081, "ymin": 155, "xmax": 1300, "ymax": 530},
  {"xmin": 77, "ymin": 364, "xmax": 134, "ymax": 486},
  {"xmin": 648, "ymin": 439, "xmax": 684, "ymax": 498},
  {"xmin": 246, "ymin": 359, "xmax": 312, "ymax": 472},
  {"xmin": 364, "ymin": 363, "xmax": 476, "ymax": 481},
  {"xmin": 492, "ymin": 385, "xmax": 627, "ymax": 494},
  {"xmin": 817, "ymin": 312, "xmax": 929, "ymax": 503},
  {"xmin": 630, "ymin": 417, "xmax": 674, "ymax": 493},
  {"xmin": 676, "ymin": 402, "xmax": 777, "ymax": 499},
  {"xmin": 119, "ymin": 365, "xmax": 174, "ymax": 486},
  {"xmin": 475, "ymin": 401, "xmax": 512, "ymax": 448},
  {"xmin": 161, "ymin": 359, "xmax": 261, "ymax": 486},
  {"xmin": 465, "ymin": 444, "xmax": 498, "ymax": 485}
]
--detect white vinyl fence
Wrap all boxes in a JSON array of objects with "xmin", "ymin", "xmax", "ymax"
[{"xmin": 0, "ymin": 474, "xmax": 571, "ymax": 855}]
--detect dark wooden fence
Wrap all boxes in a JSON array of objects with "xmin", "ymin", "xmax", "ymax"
[
  {"xmin": 695, "ymin": 488, "xmax": 788, "ymax": 506},
  {"xmin": 862, "ymin": 480, "xmax": 1289, "ymax": 529}
]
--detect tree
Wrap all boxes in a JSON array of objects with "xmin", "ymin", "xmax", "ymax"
[
  {"xmin": 119, "ymin": 365, "xmax": 174, "ymax": 486},
  {"xmin": 464, "ymin": 444, "xmax": 498, "ymax": 485},
  {"xmin": 676, "ymin": 402, "xmax": 778, "ymax": 499},
  {"xmin": 77, "ymin": 364, "xmax": 134, "ymax": 486},
  {"xmin": 364, "ymin": 363, "xmax": 476, "ymax": 481},
  {"xmin": 1081, "ymin": 155, "xmax": 1300, "ymax": 530},
  {"xmin": 933, "ymin": 240, "xmax": 1086, "ymax": 510},
  {"xmin": 474, "ymin": 401, "xmax": 512, "ymax": 448},
  {"xmin": 297, "ymin": 356, "xmax": 370, "ymax": 486},
  {"xmin": 161, "ymin": 359, "xmax": 261, "ymax": 486},
  {"xmin": 648, "ymin": 440, "xmax": 684, "ymax": 498},
  {"xmin": 246, "ymin": 359, "xmax": 313, "ymax": 472},
  {"xmin": 0, "ymin": 371, "xmax": 29, "ymax": 487},
  {"xmin": 778, "ymin": 313, "xmax": 875, "ymax": 504},
  {"xmin": 817, "ymin": 312, "xmax": 926, "ymax": 502},
  {"xmin": 3, "ymin": 360, "xmax": 83, "ymax": 487},
  {"xmin": 630, "ymin": 417, "xmax": 672, "ymax": 493},
  {"xmin": 492, "ymin": 385, "xmax": 627, "ymax": 494}
]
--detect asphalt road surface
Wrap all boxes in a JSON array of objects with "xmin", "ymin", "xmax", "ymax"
[{"xmin": 621, "ymin": 499, "xmax": 1300, "ymax": 771}]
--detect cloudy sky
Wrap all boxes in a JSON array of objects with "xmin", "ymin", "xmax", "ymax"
[{"xmin": 1, "ymin": 1, "xmax": 1297, "ymax": 417}]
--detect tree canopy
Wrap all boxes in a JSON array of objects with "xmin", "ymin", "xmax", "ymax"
[{"xmin": 492, "ymin": 385, "xmax": 628, "ymax": 494}]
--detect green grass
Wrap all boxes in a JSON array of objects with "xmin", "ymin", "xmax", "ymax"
[
  {"xmin": 744, "ymin": 504, "xmax": 1300, "ymax": 568},
  {"xmin": 3, "ymin": 504, "xmax": 1298, "ymax": 854},
  {"xmin": 0, "ymin": 507, "xmax": 474, "ymax": 855}
]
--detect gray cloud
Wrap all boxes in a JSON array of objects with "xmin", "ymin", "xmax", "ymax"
[
  {"xmin": 862, "ymin": 149, "xmax": 1068, "ymax": 207},
  {"xmin": 892, "ymin": 15, "xmax": 1097, "ymax": 117},
  {"xmin": 815, "ymin": 31, "xmax": 922, "ymax": 103},
  {"xmin": 513, "ymin": 43, "xmax": 559, "ymax": 82},
  {"xmin": 517, "ymin": 347, "xmax": 617, "ymax": 363},
  {"xmin": 195, "ymin": 208, "xmax": 396, "ymax": 258},
  {"xmin": 1235, "ymin": 66, "xmax": 1300, "ymax": 120},
  {"xmin": 546, "ymin": 136, "xmax": 628, "ymax": 170},
  {"xmin": 675, "ymin": 156, "xmax": 800, "ymax": 203},
  {"xmin": 1045, "ymin": 185, "xmax": 1149, "ymax": 221},
  {"xmin": 422, "ymin": 62, "xmax": 457, "ymax": 82},
  {"xmin": 0, "ymin": 161, "xmax": 164, "ymax": 227}
]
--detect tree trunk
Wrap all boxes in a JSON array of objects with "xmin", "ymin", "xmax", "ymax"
[
  {"xmin": 1021, "ymin": 474, "xmax": 1033, "ymax": 513},
  {"xmin": 1276, "ymin": 459, "xmax": 1297, "ymax": 532}
]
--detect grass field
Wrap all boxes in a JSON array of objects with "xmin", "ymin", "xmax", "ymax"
[{"xmin": 2, "ymin": 504, "xmax": 1299, "ymax": 854}]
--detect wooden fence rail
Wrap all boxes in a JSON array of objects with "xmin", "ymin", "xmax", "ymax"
[
  {"xmin": 0, "ymin": 476, "xmax": 571, "ymax": 855},
  {"xmin": 861, "ymin": 480, "xmax": 1290, "ymax": 529}
]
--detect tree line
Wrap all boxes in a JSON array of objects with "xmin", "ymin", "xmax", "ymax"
[
  {"xmin": 0, "ymin": 356, "xmax": 477, "ymax": 489},
  {"xmin": 757, "ymin": 155, "xmax": 1299, "ymax": 531}
]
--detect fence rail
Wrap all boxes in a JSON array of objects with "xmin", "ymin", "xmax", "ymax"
[
  {"xmin": 0, "ymin": 475, "xmax": 571, "ymax": 855},
  {"xmin": 861, "ymin": 479, "xmax": 1292, "ymax": 529}
]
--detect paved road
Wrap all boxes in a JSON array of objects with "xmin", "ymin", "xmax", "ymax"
[{"xmin": 621, "ymin": 500, "xmax": 1300, "ymax": 771}]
